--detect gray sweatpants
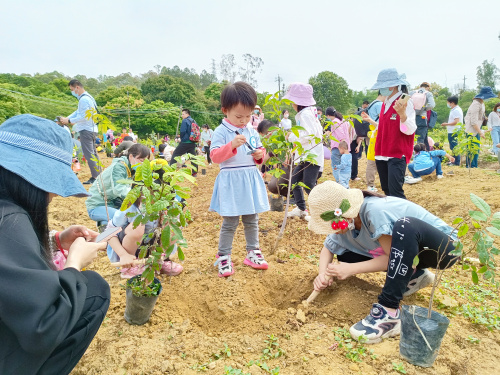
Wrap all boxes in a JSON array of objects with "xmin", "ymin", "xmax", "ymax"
[
  {"xmin": 80, "ymin": 130, "xmax": 100, "ymax": 179},
  {"xmin": 218, "ymin": 214, "xmax": 259, "ymax": 256}
]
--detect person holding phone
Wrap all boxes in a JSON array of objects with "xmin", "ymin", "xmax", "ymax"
[
  {"xmin": 361, "ymin": 68, "xmax": 416, "ymax": 199},
  {"xmin": 0, "ymin": 114, "xmax": 110, "ymax": 374}
]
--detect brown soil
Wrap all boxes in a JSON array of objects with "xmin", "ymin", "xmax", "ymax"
[{"xmin": 48, "ymin": 154, "xmax": 500, "ymax": 375}]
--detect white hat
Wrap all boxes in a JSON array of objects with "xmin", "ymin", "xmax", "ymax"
[{"xmin": 307, "ymin": 181, "xmax": 364, "ymax": 235}]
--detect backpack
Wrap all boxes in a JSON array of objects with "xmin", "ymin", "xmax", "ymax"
[
  {"xmin": 352, "ymin": 100, "xmax": 381, "ymax": 137},
  {"xmin": 189, "ymin": 119, "xmax": 201, "ymax": 142},
  {"xmin": 427, "ymin": 110, "xmax": 438, "ymax": 129},
  {"xmin": 411, "ymin": 89, "xmax": 427, "ymax": 111}
]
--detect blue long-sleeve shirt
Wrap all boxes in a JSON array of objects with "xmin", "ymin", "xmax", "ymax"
[
  {"xmin": 412, "ymin": 150, "xmax": 445, "ymax": 171},
  {"xmin": 68, "ymin": 92, "xmax": 98, "ymax": 133},
  {"xmin": 179, "ymin": 116, "xmax": 194, "ymax": 143}
]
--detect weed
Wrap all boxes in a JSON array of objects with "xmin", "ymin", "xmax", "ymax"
[
  {"xmin": 460, "ymin": 304, "xmax": 500, "ymax": 330},
  {"xmin": 180, "ymin": 352, "xmax": 187, "ymax": 359},
  {"xmin": 262, "ymin": 334, "xmax": 285, "ymax": 360},
  {"xmin": 333, "ymin": 328, "xmax": 376, "ymax": 363},
  {"xmin": 289, "ymin": 254, "xmax": 301, "ymax": 260},
  {"xmin": 392, "ymin": 362, "xmax": 407, "ymax": 374},
  {"xmin": 213, "ymin": 343, "xmax": 232, "ymax": 360},
  {"xmin": 224, "ymin": 366, "xmax": 249, "ymax": 375},
  {"xmin": 190, "ymin": 362, "xmax": 210, "ymax": 372},
  {"xmin": 466, "ymin": 335, "xmax": 480, "ymax": 344},
  {"xmin": 247, "ymin": 360, "xmax": 280, "ymax": 374}
]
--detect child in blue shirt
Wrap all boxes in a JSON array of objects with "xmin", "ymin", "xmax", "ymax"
[
  {"xmin": 209, "ymin": 82, "xmax": 270, "ymax": 277},
  {"xmin": 406, "ymin": 143, "xmax": 455, "ymax": 184},
  {"xmin": 333, "ymin": 141, "xmax": 352, "ymax": 189}
]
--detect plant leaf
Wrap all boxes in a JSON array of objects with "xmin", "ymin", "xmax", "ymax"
[
  {"xmin": 452, "ymin": 217, "xmax": 464, "ymax": 225},
  {"xmin": 470, "ymin": 193, "xmax": 491, "ymax": 216},
  {"xmin": 457, "ymin": 223, "xmax": 469, "ymax": 237},
  {"xmin": 320, "ymin": 211, "xmax": 336, "ymax": 221},
  {"xmin": 412, "ymin": 255, "xmax": 419, "ymax": 268},
  {"xmin": 478, "ymin": 265, "xmax": 488, "ymax": 273},
  {"xmin": 469, "ymin": 210, "xmax": 488, "ymax": 222},
  {"xmin": 161, "ymin": 225, "xmax": 171, "ymax": 249},
  {"xmin": 339, "ymin": 199, "xmax": 351, "ymax": 214},
  {"xmin": 471, "ymin": 271, "xmax": 479, "ymax": 285},
  {"xmin": 486, "ymin": 226, "xmax": 500, "ymax": 237}
]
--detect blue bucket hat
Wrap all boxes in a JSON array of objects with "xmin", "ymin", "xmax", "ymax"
[
  {"xmin": 475, "ymin": 86, "xmax": 497, "ymax": 100},
  {"xmin": 0, "ymin": 114, "xmax": 89, "ymax": 197},
  {"xmin": 371, "ymin": 68, "xmax": 410, "ymax": 90}
]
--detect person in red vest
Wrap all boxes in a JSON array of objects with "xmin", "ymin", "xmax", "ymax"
[{"xmin": 361, "ymin": 69, "xmax": 416, "ymax": 199}]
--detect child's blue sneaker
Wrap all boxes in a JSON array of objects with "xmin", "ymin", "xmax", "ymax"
[{"xmin": 349, "ymin": 303, "xmax": 401, "ymax": 344}]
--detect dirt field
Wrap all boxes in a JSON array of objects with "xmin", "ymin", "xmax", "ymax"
[{"xmin": 49, "ymin": 153, "xmax": 500, "ymax": 375}]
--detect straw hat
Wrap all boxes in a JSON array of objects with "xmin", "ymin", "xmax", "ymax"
[{"xmin": 307, "ymin": 181, "xmax": 364, "ymax": 235}]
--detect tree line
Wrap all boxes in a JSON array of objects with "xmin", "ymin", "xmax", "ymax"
[{"xmin": 1, "ymin": 59, "xmax": 498, "ymax": 136}]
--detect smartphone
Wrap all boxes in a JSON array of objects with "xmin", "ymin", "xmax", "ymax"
[
  {"xmin": 399, "ymin": 93, "xmax": 410, "ymax": 104},
  {"xmin": 94, "ymin": 226, "xmax": 122, "ymax": 243}
]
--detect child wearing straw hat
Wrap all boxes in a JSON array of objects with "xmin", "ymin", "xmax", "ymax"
[{"xmin": 307, "ymin": 181, "xmax": 458, "ymax": 344}]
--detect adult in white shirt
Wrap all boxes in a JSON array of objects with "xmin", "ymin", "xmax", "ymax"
[
  {"xmin": 441, "ymin": 95, "xmax": 463, "ymax": 166},
  {"xmin": 280, "ymin": 109, "xmax": 292, "ymax": 130},
  {"xmin": 200, "ymin": 124, "xmax": 214, "ymax": 164},
  {"xmin": 487, "ymin": 102, "xmax": 500, "ymax": 155}
]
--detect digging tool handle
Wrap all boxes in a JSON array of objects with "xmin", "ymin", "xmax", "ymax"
[
  {"xmin": 306, "ymin": 275, "xmax": 332, "ymax": 303},
  {"xmin": 110, "ymin": 259, "xmax": 145, "ymax": 267}
]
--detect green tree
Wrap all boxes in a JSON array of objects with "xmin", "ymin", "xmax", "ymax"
[
  {"xmin": 96, "ymin": 85, "xmax": 142, "ymax": 106},
  {"xmin": 141, "ymin": 75, "xmax": 196, "ymax": 107},
  {"xmin": 352, "ymin": 90, "xmax": 378, "ymax": 110},
  {"xmin": 476, "ymin": 59, "xmax": 500, "ymax": 92},
  {"xmin": 309, "ymin": 71, "xmax": 353, "ymax": 114}
]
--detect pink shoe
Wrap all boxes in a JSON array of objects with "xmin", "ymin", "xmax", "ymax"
[
  {"xmin": 214, "ymin": 254, "xmax": 234, "ymax": 278},
  {"xmin": 243, "ymin": 249, "xmax": 268, "ymax": 270},
  {"xmin": 120, "ymin": 265, "xmax": 145, "ymax": 279},
  {"xmin": 160, "ymin": 260, "xmax": 183, "ymax": 276}
]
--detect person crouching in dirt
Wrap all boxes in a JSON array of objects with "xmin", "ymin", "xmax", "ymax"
[
  {"xmin": 106, "ymin": 159, "xmax": 183, "ymax": 279},
  {"xmin": 0, "ymin": 114, "xmax": 110, "ymax": 374},
  {"xmin": 85, "ymin": 144, "xmax": 151, "ymax": 230},
  {"xmin": 307, "ymin": 181, "xmax": 458, "ymax": 344}
]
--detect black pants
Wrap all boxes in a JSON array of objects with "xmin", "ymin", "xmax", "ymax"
[
  {"xmin": 291, "ymin": 162, "xmax": 321, "ymax": 211},
  {"xmin": 376, "ymin": 157, "xmax": 407, "ymax": 199},
  {"xmin": 169, "ymin": 142, "xmax": 198, "ymax": 173},
  {"xmin": 415, "ymin": 117, "xmax": 429, "ymax": 150},
  {"xmin": 350, "ymin": 140, "xmax": 359, "ymax": 180},
  {"xmin": 338, "ymin": 217, "xmax": 456, "ymax": 309},
  {"xmin": 38, "ymin": 271, "xmax": 110, "ymax": 375},
  {"xmin": 203, "ymin": 146, "xmax": 212, "ymax": 164}
]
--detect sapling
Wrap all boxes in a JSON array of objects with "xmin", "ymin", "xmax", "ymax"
[
  {"xmin": 118, "ymin": 154, "xmax": 205, "ymax": 296},
  {"xmin": 451, "ymin": 124, "xmax": 481, "ymax": 174},
  {"xmin": 261, "ymin": 92, "xmax": 362, "ymax": 254},
  {"xmin": 414, "ymin": 193, "xmax": 499, "ymax": 318}
]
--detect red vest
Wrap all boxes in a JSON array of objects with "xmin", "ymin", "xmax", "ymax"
[{"xmin": 375, "ymin": 100, "xmax": 414, "ymax": 164}]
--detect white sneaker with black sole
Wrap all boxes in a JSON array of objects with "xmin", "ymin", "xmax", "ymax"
[
  {"xmin": 403, "ymin": 269, "xmax": 435, "ymax": 297},
  {"xmin": 287, "ymin": 207, "xmax": 308, "ymax": 219}
]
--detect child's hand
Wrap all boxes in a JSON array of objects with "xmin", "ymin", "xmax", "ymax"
[
  {"xmin": 119, "ymin": 253, "xmax": 137, "ymax": 268},
  {"xmin": 231, "ymin": 134, "xmax": 246, "ymax": 149},
  {"xmin": 355, "ymin": 146, "xmax": 360, "ymax": 153},
  {"xmin": 326, "ymin": 262, "xmax": 353, "ymax": 280},
  {"xmin": 449, "ymin": 156, "xmax": 455, "ymax": 163},
  {"xmin": 64, "ymin": 237, "xmax": 106, "ymax": 271},
  {"xmin": 252, "ymin": 149, "xmax": 263, "ymax": 160},
  {"xmin": 313, "ymin": 273, "xmax": 333, "ymax": 291}
]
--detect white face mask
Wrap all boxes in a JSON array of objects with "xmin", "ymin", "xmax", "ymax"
[
  {"xmin": 347, "ymin": 219, "xmax": 355, "ymax": 231},
  {"xmin": 284, "ymin": 114, "xmax": 289, "ymax": 119}
]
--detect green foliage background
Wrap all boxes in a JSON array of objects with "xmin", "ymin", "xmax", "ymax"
[{"xmin": 1, "ymin": 65, "xmax": 498, "ymax": 137}]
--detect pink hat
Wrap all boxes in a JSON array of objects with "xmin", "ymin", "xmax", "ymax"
[{"xmin": 283, "ymin": 83, "xmax": 316, "ymax": 106}]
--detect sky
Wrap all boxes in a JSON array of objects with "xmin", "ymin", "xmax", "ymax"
[{"xmin": 1, "ymin": 0, "xmax": 499, "ymax": 94}]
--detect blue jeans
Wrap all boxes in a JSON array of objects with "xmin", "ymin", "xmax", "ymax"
[
  {"xmin": 447, "ymin": 133, "xmax": 460, "ymax": 166},
  {"xmin": 87, "ymin": 206, "xmax": 118, "ymax": 224},
  {"xmin": 331, "ymin": 148, "xmax": 341, "ymax": 182},
  {"xmin": 491, "ymin": 127, "xmax": 500, "ymax": 154},
  {"xmin": 465, "ymin": 134, "xmax": 480, "ymax": 168},
  {"xmin": 408, "ymin": 156, "xmax": 443, "ymax": 177}
]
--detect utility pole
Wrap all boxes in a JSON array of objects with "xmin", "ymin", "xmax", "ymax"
[
  {"xmin": 463, "ymin": 75, "xmax": 467, "ymax": 92},
  {"xmin": 276, "ymin": 75, "xmax": 282, "ymax": 99},
  {"xmin": 127, "ymin": 91, "xmax": 131, "ymax": 128}
]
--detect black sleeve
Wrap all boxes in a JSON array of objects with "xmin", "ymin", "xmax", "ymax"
[{"xmin": 0, "ymin": 211, "xmax": 88, "ymax": 355}]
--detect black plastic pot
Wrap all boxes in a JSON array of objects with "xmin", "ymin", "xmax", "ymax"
[
  {"xmin": 124, "ymin": 276, "xmax": 162, "ymax": 325},
  {"xmin": 269, "ymin": 195, "xmax": 284, "ymax": 212},
  {"xmin": 399, "ymin": 305, "xmax": 450, "ymax": 367}
]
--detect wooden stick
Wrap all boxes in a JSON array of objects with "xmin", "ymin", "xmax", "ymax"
[
  {"xmin": 110, "ymin": 259, "xmax": 146, "ymax": 267},
  {"xmin": 305, "ymin": 275, "xmax": 331, "ymax": 304}
]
